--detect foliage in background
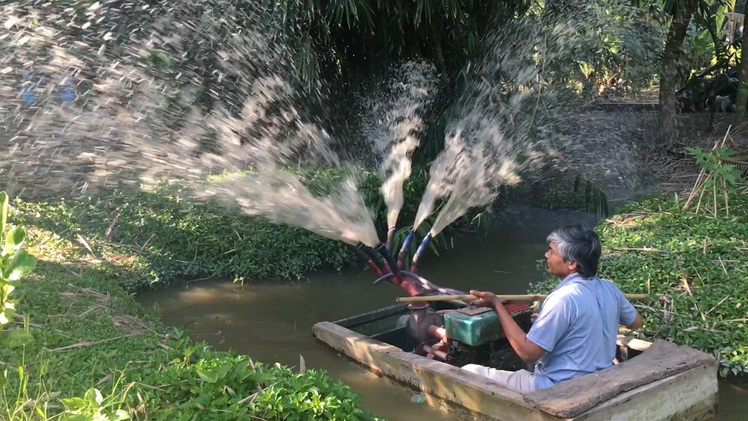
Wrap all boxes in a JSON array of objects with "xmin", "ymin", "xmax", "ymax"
[
  {"xmin": 12, "ymin": 191, "xmax": 349, "ymax": 291},
  {"xmin": 544, "ymin": 1, "xmax": 666, "ymax": 99},
  {"xmin": 686, "ymin": 0, "xmax": 739, "ymax": 73},
  {"xmin": 267, "ymin": 0, "xmax": 530, "ymax": 85}
]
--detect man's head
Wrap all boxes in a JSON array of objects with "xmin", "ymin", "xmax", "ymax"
[{"xmin": 545, "ymin": 225, "xmax": 602, "ymax": 279}]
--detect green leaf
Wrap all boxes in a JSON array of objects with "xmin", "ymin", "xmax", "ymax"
[
  {"xmin": 0, "ymin": 192, "xmax": 7, "ymax": 234},
  {"xmin": 60, "ymin": 397, "xmax": 87, "ymax": 408},
  {"xmin": 723, "ymin": 172, "xmax": 736, "ymax": 186},
  {"xmin": 85, "ymin": 387, "xmax": 104, "ymax": 406},
  {"xmin": 61, "ymin": 414, "xmax": 89, "ymax": 421},
  {"xmin": 197, "ymin": 369, "xmax": 219, "ymax": 383},
  {"xmin": 4, "ymin": 226, "xmax": 25, "ymax": 256},
  {"xmin": 113, "ymin": 409, "xmax": 131, "ymax": 420},
  {"xmin": 5, "ymin": 250, "xmax": 37, "ymax": 281},
  {"xmin": 0, "ymin": 330, "xmax": 34, "ymax": 347},
  {"xmin": 0, "ymin": 301, "xmax": 16, "ymax": 327}
]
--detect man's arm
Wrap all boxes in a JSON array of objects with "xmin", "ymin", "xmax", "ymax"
[
  {"xmin": 626, "ymin": 312, "xmax": 643, "ymax": 330},
  {"xmin": 470, "ymin": 290, "xmax": 546, "ymax": 363}
]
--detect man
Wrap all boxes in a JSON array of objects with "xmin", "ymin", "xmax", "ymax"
[{"xmin": 462, "ymin": 224, "xmax": 642, "ymax": 392}]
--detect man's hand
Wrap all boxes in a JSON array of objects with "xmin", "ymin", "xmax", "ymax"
[
  {"xmin": 470, "ymin": 290, "xmax": 504, "ymax": 308},
  {"xmin": 469, "ymin": 290, "xmax": 546, "ymax": 363}
]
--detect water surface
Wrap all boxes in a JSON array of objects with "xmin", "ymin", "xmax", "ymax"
[{"xmin": 139, "ymin": 207, "xmax": 745, "ymax": 420}]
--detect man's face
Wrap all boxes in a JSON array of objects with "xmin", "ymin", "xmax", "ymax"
[{"xmin": 545, "ymin": 242, "xmax": 576, "ymax": 279}]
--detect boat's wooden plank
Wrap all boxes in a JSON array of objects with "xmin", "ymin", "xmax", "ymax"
[
  {"xmin": 333, "ymin": 304, "xmax": 408, "ymax": 328},
  {"xmin": 574, "ymin": 363, "xmax": 718, "ymax": 421},
  {"xmin": 524, "ymin": 339, "xmax": 718, "ymax": 418},
  {"xmin": 313, "ymin": 321, "xmax": 562, "ymax": 421}
]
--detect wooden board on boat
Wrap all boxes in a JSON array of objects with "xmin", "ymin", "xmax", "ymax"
[{"xmin": 313, "ymin": 306, "xmax": 719, "ymax": 421}]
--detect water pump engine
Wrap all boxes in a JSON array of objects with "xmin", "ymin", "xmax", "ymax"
[
  {"xmin": 361, "ymin": 239, "xmax": 535, "ymax": 371},
  {"xmin": 408, "ymin": 302, "xmax": 534, "ymax": 371}
]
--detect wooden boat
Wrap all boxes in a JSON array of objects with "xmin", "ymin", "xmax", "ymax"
[{"xmin": 313, "ymin": 303, "xmax": 719, "ymax": 421}]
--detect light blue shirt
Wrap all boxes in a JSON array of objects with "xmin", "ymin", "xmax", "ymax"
[{"xmin": 526, "ymin": 273, "xmax": 637, "ymax": 390}]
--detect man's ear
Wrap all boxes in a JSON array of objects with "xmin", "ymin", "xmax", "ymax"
[{"xmin": 568, "ymin": 260, "xmax": 578, "ymax": 271}]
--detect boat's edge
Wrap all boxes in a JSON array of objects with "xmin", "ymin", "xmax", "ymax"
[
  {"xmin": 313, "ymin": 320, "xmax": 562, "ymax": 421},
  {"xmin": 573, "ymin": 362, "xmax": 718, "ymax": 421},
  {"xmin": 313, "ymin": 316, "xmax": 720, "ymax": 421},
  {"xmin": 525, "ymin": 338, "xmax": 719, "ymax": 417}
]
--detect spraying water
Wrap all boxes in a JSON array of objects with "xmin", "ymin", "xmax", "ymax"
[
  {"xmin": 360, "ymin": 61, "xmax": 438, "ymax": 234},
  {"xmin": 0, "ymin": 0, "xmax": 380, "ymax": 248},
  {"xmin": 413, "ymin": 7, "xmax": 630, "ymax": 236},
  {"xmin": 1, "ymin": 0, "xmax": 658, "ymax": 269}
]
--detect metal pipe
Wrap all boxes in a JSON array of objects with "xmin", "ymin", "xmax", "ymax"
[
  {"xmin": 376, "ymin": 243, "xmax": 403, "ymax": 282},
  {"xmin": 410, "ymin": 232, "xmax": 432, "ymax": 273},
  {"xmin": 373, "ymin": 272, "xmax": 397, "ymax": 285},
  {"xmin": 427, "ymin": 325, "xmax": 448, "ymax": 341},
  {"xmin": 372, "ymin": 270, "xmax": 465, "ymax": 297},
  {"xmin": 422, "ymin": 344, "xmax": 448, "ymax": 361},
  {"xmin": 396, "ymin": 231, "xmax": 415, "ymax": 269},
  {"xmin": 400, "ymin": 270, "xmax": 465, "ymax": 295}
]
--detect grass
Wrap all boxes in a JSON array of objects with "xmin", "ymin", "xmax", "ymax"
[{"xmin": 0, "ymin": 202, "xmax": 383, "ymax": 420}]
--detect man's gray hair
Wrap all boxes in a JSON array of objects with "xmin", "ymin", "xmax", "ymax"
[{"xmin": 547, "ymin": 224, "xmax": 602, "ymax": 278}]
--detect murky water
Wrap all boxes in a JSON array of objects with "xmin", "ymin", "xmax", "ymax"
[{"xmin": 138, "ymin": 207, "xmax": 747, "ymax": 420}]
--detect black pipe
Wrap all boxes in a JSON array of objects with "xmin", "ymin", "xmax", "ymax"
[
  {"xmin": 348, "ymin": 243, "xmax": 384, "ymax": 277},
  {"xmin": 410, "ymin": 233, "xmax": 432, "ymax": 274},
  {"xmin": 396, "ymin": 231, "xmax": 415, "ymax": 269},
  {"xmin": 359, "ymin": 244, "xmax": 387, "ymax": 273},
  {"xmin": 373, "ymin": 272, "xmax": 396, "ymax": 285},
  {"xmin": 376, "ymin": 243, "xmax": 403, "ymax": 282}
]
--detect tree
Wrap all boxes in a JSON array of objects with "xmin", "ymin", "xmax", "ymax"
[
  {"xmin": 658, "ymin": 0, "xmax": 699, "ymax": 146},
  {"xmin": 735, "ymin": 10, "xmax": 748, "ymax": 121}
]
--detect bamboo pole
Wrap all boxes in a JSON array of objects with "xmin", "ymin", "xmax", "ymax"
[{"xmin": 396, "ymin": 293, "xmax": 649, "ymax": 303}]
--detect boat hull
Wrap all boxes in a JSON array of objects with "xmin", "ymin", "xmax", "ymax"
[{"xmin": 313, "ymin": 304, "xmax": 718, "ymax": 421}]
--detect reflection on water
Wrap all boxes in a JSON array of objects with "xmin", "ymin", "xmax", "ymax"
[{"xmin": 138, "ymin": 207, "xmax": 747, "ymax": 420}]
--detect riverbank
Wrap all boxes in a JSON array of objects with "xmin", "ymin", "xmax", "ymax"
[{"xmin": 1, "ymin": 199, "xmax": 382, "ymax": 420}]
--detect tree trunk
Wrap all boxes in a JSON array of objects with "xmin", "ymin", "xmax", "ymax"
[
  {"xmin": 734, "ymin": 14, "xmax": 748, "ymax": 123},
  {"xmin": 430, "ymin": 25, "xmax": 451, "ymax": 91},
  {"xmin": 658, "ymin": 0, "xmax": 698, "ymax": 146}
]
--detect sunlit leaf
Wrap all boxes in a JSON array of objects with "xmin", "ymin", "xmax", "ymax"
[
  {"xmin": 0, "ymin": 192, "xmax": 7, "ymax": 236},
  {"xmin": 5, "ymin": 250, "xmax": 36, "ymax": 281},
  {"xmin": 4, "ymin": 226, "xmax": 25, "ymax": 256}
]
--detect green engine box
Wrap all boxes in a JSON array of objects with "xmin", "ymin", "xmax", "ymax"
[
  {"xmin": 443, "ymin": 307, "xmax": 501, "ymax": 347},
  {"xmin": 443, "ymin": 303, "xmax": 533, "ymax": 347}
]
